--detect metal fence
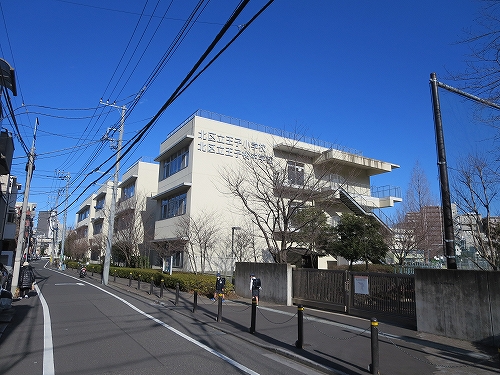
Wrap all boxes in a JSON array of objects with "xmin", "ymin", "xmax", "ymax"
[{"xmin": 292, "ymin": 268, "xmax": 416, "ymax": 326}]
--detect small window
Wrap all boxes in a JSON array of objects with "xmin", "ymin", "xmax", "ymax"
[
  {"xmin": 161, "ymin": 192, "xmax": 187, "ymax": 219},
  {"xmin": 78, "ymin": 208, "xmax": 90, "ymax": 222},
  {"xmin": 287, "ymin": 161, "xmax": 304, "ymax": 185},
  {"xmin": 95, "ymin": 197, "xmax": 105, "ymax": 211},
  {"xmin": 122, "ymin": 183, "xmax": 135, "ymax": 200},
  {"xmin": 172, "ymin": 251, "xmax": 183, "ymax": 268},
  {"xmin": 93, "ymin": 221, "xmax": 103, "ymax": 235},
  {"xmin": 162, "ymin": 146, "xmax": 189, "ymax": 180}
]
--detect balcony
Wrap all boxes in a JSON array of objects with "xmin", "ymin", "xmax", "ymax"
[{"xmin": 0, "ymin": 131, "xmax": 14, "ymax": 175}]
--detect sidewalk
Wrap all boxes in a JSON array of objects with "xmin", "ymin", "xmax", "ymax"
[{"xmin": 85, "ymin": 269, "xmax": 500, "ymax": 375}]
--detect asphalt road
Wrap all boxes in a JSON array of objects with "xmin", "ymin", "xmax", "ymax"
[
  {"xmin": 1, "ymin": 261, "xmax": 499, "ymax": 375},
  {"xmin": 0, "ymin": 261, "xmax": 330, "ymax": 375}
]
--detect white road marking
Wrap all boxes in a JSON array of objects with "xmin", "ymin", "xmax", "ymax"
[
  {"xmin": 42, "ymin": 264, "xmax": 260, "ymax": 375},
  {"xmin": 34, "ymin": 283, "xmax": 55, "ymax": 375},
  {"xmin": 54, "ymin": 283, "xmax": 85, "ymax": 286}
]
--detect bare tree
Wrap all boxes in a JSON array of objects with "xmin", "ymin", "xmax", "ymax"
[
  {"xmin": 220, "ymin": 138, "xmax": 348, "ymax": 263},
  {"xmin": 64, "ymin": 227, "xmax": 89, "ymax": 261},
  {"xmin": 175, "ymin": 210, "xmax": 220, "ymax": 274},
  {"xmin": 452, "ymin": 153, "xmax": 499, "ymax": 270},
  {"xmin": 451, "ymin": 1, "xmax": 500, "ymax": 103},
  {"xmin": 388, "ymin": 162, "xmax": 439, "ymax": 264},
  {"xmin": 113, "ymin": 193, "xmax": 155, "ymax": 267}
]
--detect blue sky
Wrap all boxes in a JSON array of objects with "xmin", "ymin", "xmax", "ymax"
[{"xmin": 0, "ymin": 0, "xmax": 485, "ymax": 227}]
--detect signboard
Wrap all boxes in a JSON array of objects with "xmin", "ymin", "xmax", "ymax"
[{"xmin": 354, "ymin": 275, "xmax": 369, "ymax": 295}]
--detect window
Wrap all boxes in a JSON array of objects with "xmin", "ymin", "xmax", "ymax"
[
  {"xmin": 172, "ymin": 251, "xmax": 183, "ymax": 268},
  {"xmin": 95, "ymin": 197, "xmax": 105, "ymax": 211},
  {"xmin": 122, "ymin": 183, "xmax": 135, "ymax": 200},
  {"xmin": 78, "ymin": 208, "xmax": 89, "ymax": 222},
  {"xmin": 162, "ymin": 146, "xmax": 189, "ymax": 180},
  {"xmin": 287, "ymin": 161, "xmax": 304, "ymax": 185},
  {"xmin": 161, "ymin": 192, "xmax": 187, "ymax": 219},
  {"xmin": 93, "ymin": 220, "xmax": 103, "ymax": 235}
]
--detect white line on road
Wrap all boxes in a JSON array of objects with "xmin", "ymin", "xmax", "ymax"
[
  {"xmin": 34, "ymin": 283, "xmax": 55, "ymax": 375},
  {"xmin": 54, "ymin": 283, "xmax": 85, "ymax": 286},
  {"xmin": 42, "ymin": 264, "xmax": 260, "ymax": 375}
]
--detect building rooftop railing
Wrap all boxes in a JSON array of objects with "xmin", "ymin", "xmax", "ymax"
[{"xmin": 167, "ymin": 109, "xmax": 363, "ymax": 156}]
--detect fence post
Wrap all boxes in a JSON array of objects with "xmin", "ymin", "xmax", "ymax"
[
  {"xmin": 160, "ymin": 279, "xmax": 164, "ymax": 298},
  {"xmin": 138, "ymin": 275, "xmax": 141, "ymax": 290},
  {"xmin": 175, "ymin": 282, "xmax": 179, "ymax": 305},
  {"xmin": 128, "ymin": 272, "xmax": 132, "ymax": 287},
  {"xmin": 370, "ymin": 318, "xmax": 380, "ymax": 375},
  {"xmin": 150, "ymin": 277, "xmax": 154, "ymax": 295},
  {"xmin": 217, "ymin": 293, "xmax": 223, "ymax": 322},
  {"xmin": 193, "ymin": 291, "xmax": 198, "ymax": 313},
  {"xmin": 295, "ymin": 304, "xmax": 304, "ymax": 349},
  {"xmin": 345, "ymin": 270, "xmax": 351, "ymax": 315},
  {"xmin": 249, "ymin": 298, "xmax": 257, "ymax": 334}
]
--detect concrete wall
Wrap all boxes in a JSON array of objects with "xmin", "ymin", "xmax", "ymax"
[
  {"xmin": 415, "ymin": 269, "xmax": 500, "ymax": 347},
  {"xmin": 234, "ymin": 262, "xmax": 293, "ymax": 305}
]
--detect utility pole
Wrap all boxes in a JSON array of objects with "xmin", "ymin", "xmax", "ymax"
[
  {"xmin": 11, "ymin": 118, "xmax": 38, "ymax": 294},
  {"xmin": 100, "ymin": 100, "xmax": 125, "ymax": 285},
  {"xmin": 48, "ymin": 208, "xmax": 58, "ymax": 264},
  {"xmin": 58, "ymin": 171, "xmax": 70, "ymax": 270},
  {"xmin": 429, "ymin": 73, "xmax": 457, "ymax": 270}
]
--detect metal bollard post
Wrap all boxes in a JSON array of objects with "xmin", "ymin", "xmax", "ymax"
[
  {"xmin": 217, "ymin": 294, "xmax": 223, "ymax": 322},
  {"xmin": 175, "ymin": 282, "xmax": 179, "ymax": 305},
  {"xmin": 128, "ymin": 272, "xmax": 132, "ymax": 287},
  {"xmin": 370, "ymin": 318, "xmax": 380, "ymax": 375},
  {"xmin": 113, "ymin": 270, "xmax": 116, "ymax": 282},
  {"xmin": 249, "ymin": 297, "xmax": 257, "ymax": 334},
  {"xmin": 160, "ymin": 279, "xmax": 164, "ymax": 298},
  {"xmin": 92, "ymin": 267, "xmax": 94, "ymax": 276},
  {"xmin": 138, "ymin": 275, "xmax": 141, "ymax": 290},
  {"xmin": 193, "ymin": 291, "xmax": 198, "ymax": 313},
  {"xmin": 295, "ymin": 304, "xmax": 304, "ymax": 349},
  {"xmin": 150, "ymin": 277, "xmax": 154, "ymax": 295}
]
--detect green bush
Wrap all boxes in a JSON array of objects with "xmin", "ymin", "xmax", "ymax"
[{"xmin": 64, "ymin": 261, "xmax": 233, "ymax": 297}]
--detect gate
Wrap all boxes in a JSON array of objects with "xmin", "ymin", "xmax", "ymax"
[{"xmin": 292, "ymin": 268, "xmax": 416, "ymax": 327}]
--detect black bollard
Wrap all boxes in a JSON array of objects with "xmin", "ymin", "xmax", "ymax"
[
  {"xmin": 160, "ymin": 279, "xmax": 164, "ymax": 298},
  {"xmin": 175, "ymin": 282, "xmax": 179, "ymax": 305},
  {"xmin": 113, "ymin": 270, "xmax": 116, "ymax": 282},
  {"xmin": 138, "ymin": 275, "xmax": 141, "ymax": 290},
  {"xmin": 249, "ymin": 297, "xmax": 257, "ymax": 334},
  {"xmin": 193, "ymin": 291, "xmax": 198, "ymax": 313},
  {"xmin": 217, "ymin": 293, "xmax": 223, "ymax": 322},
  {"xmin": 295, "ymin": 304, "xmax": 304, "ymax": 349},
  {"xmin": 128, "ymin": 272, "xmax": 132, "ymax": 287},
  {"xmin": 150, "ymin": 277, "xmax": 154, "ymax": 295},
  {"xmin": 370, "ymin": 318, "xmax": 380, "ymax": 375}
]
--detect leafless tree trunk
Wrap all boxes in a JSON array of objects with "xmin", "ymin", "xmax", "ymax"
[
  {"xmin": 219, "ymin": 137, "xmax": 348, "ymax": 263},
  {"xmin": 175, "ymin": 211, "xmax": 220, "ymax": 274},
  {"xmin": 388, "ymin": 162, "xmax": 439, "ymax": 264},
  {"xmin": 452, "ymin": 153, "xmax": 499, "ymax": 270}
]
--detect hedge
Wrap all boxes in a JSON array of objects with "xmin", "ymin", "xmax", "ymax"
[{"xmin": 65, "ymin": 261, "xmax": 233, "ymax": 296}]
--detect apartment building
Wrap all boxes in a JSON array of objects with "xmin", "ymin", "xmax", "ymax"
[
  {"xmin": 153, "ymin": 110, "xmax": 402, "ymax": 273},
  {"xmin": 0, "ymin": 131, "xmax": 17, "ymax": 267},
  {"xmin": 75, "ymin": 160, "xmax": 158, "ymax": 264}
]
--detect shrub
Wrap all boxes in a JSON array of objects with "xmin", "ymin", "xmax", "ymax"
[{"xmin": 64, "ymin": 261, "xmax": 233, "ymax": 296}]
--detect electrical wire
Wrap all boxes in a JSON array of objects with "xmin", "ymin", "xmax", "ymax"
[{"xmin": 55, "ymin": 0, "xmax": 257, "ymax": 215}]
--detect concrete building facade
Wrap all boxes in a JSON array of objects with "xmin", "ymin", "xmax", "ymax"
[
  {"xmin": 75, "ymin": 160, "xmax": 158, "ymax": 265},
  {"xmin": 153, "ymin": 110, "xmax": 402, "ymax": 273}
]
